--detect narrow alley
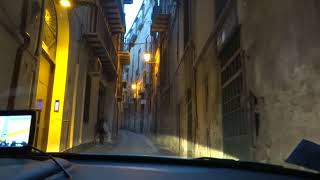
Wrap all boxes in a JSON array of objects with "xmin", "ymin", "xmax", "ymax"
[{"xmin": 1, "ymin": 0, "xmax": 320, "ymax": 173}]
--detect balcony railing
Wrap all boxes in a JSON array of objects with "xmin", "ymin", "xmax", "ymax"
[
  {"xmin": 124, "ymin": 31, "xmax": 137, "ymax": 51},
  {"xmin": 100, "ymin": 0, "xmax": 126, "ymax": 34},
  {"xmin": 95, "ymin": 6, "xmax": 117, "ymax": 61},
  {"xmin": 83, "ymin": 5, "xmax": 117, "ymax": 80},
  {"xmin": 151, "ymin": 5, "xmax": 169, "ymax": 32}
]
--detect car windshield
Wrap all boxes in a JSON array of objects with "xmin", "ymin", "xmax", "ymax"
[{"xmin": 1, "ymin": 0, "xmax": 320, "ymax": 173}]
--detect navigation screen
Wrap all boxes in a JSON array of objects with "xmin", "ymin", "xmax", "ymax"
[{"xmin": 0, "ymin": 115, "xmax": 32, "ymax": 148}]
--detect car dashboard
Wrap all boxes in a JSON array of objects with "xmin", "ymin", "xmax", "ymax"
[{"xmin": 0, "ymin": 154, "xmax": 318, "ymax": 180}]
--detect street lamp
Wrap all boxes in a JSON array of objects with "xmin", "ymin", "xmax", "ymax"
[
  {"xmin": 131, "ymin": 84, "xmax": 137, "ymax": 90},
  {"xmin": 59, "ymin": 0, "xmax": 72, "ymax": 8},
  {"xmin": 143, "ymin": 52, "xmax": 151, "ymax": 62},
  {"xmin": 143, "ymin": 52, "xmax": 158, "ymax": 64}
]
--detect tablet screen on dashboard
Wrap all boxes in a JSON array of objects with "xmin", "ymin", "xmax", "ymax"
[{"xmin": 0, "ymin": 111, "xmax": 35, "ymax": 149}]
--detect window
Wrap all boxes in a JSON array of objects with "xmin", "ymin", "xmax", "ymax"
[
  {"xmin": 137, "ymin": 49, "xmax": 141, "ymax": 73},
  {"xmin": 215, "ymin": 0, "xmax": 229, "ymax": 19},
  {"xmin": 131, "ymin": 55, "xmax": 135, "ymax": 81},
  {"xmin": 143, "ymin": 71, "xmax": 147, "ymax": 84},
  {"xmin": 43, "ymin": 0, "xmax": 57, "ymax": 59}
]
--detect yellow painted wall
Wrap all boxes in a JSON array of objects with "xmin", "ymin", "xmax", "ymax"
[
  {"xmin": 46, "ymin": 7, "xmax": 70, "ymax": 152},
  {"xmin": 154, "ymin": 48, "xmax": 160, "ymax": 74},
  {"xmin": 153, "ymin": 48, "xmax": 160, "ymax": 91}
]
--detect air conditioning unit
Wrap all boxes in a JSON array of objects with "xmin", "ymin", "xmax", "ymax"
[{"xmin": 88, "ymin": 58, "xmax": 102, "ymax": 76}]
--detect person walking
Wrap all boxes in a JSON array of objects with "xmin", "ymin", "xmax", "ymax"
[
  {"xmin": 103, "ymin": 119, "xmax": 111, "ymax": 143},
  {"xmin": 94, "ymin": 118, "xmax": 106, "ymax": 144}
]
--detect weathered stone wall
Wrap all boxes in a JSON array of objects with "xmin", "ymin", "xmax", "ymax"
[
  {"xmin": 191, "ymin": 0, "xmax": 224, "ymax": 159},
  {"xmin": 126, "ymin": 0, "xmax": 320, "ymax": 166},
  {"xmin": 155, "ymin": 0, "xmax": 224, "ymax": 159},
  {"xmin": 239, "ymin": 0, "xmax": 320, "ymax": 165},
  {"xmin": 0, "ymin": 0, "xmax": 41, "ymax": 109},
  {"xmin": 194, "ymin": 42, "xmax": 223, "ymax": 158},
  {"xmin": 60, "ymin": 6, "xmax": 91, "ymax": 149},
  {"xmin": 0, "ymin": 2, "xmax": 117, "ymax": 150}
]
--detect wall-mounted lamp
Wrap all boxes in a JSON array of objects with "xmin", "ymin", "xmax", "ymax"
[
  {"xmin": 143, "ymin": 52, "xmax": 151, "ymax": 62},
  {"xmin": 59, "ymin": 0, "xmax": 72, "ymax": 8},
  {"xmin": 54, "ymin": 100, "xmax": 60, "ymax": 112},
  {"xmin": 143, "ymin": 52, "xmax": 157, "ymax": 64},
  {"xmin": 131, "ymin": 84, "xmax": 137, "ymax": 90}
]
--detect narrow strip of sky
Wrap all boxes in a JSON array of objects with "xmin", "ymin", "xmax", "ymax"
[{"xmin": 124, "ymin": 0, "xmax": 143, "ymax": 34}]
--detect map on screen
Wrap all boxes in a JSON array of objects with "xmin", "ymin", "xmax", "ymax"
[{"xmin": 0, "ymin": 115, "xmax": 32, "ymax": 148}]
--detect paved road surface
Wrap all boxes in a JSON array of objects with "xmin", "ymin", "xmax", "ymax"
[{"xmin": 83, "ymin": 130, "xmax": 170, "ymax": 156}]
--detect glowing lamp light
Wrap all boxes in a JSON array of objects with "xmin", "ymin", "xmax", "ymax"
[
  {"xmin": 131, "ymin": 84, "xmax": 137, "ymax": 90},
  {"xmin": 143, "ymin": 53, "xmax": 151, "ymax": 62},
  {"xmin": 60, "ymin": 0, "xmax": 72, "ymax": 7}
]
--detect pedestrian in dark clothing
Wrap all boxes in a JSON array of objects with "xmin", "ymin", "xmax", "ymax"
[{"xmin": 94, "ymin": 119, "xmax": 106, "ymax": 144}]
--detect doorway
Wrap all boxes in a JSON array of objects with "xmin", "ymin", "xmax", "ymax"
[{"xmin": 35, "ymin": 55, "xmax": 54, "ymax": 151}]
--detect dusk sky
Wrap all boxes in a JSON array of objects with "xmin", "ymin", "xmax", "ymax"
[{"xmin": 124, "ymin": 0, "xmax": 143, "ymax": 34}]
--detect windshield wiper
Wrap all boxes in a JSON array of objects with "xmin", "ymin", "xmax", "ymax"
[{"xmin": 195, "ymin": 157, "xmax": 236, "ymax": 161}]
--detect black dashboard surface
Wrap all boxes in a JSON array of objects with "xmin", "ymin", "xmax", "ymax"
[{"xmin": 0, "ymin": 154, "xmax": 318, "ymax": 180}]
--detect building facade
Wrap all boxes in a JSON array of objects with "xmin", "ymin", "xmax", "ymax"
[
  {"xmin": 0, "ymin": 0, "xmax": 128, "ymax": 152},
  {"xmin": 145, "ymin": 0, "xmax": 320, "ymax": 167}
]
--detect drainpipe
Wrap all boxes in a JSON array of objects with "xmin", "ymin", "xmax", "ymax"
[{"xmin": 7, "ymin": 0, "xmax": 30, "ymax": 110}]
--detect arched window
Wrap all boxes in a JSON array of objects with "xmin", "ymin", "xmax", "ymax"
[{"xmin": 43, "ymin": 0, "xmax": 57, "ymax": 59}]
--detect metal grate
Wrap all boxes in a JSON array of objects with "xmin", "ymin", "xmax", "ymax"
[
  {"xmin": 43, "ymin": 0, "xmax": 57, "ymax": 59},
  {"xmin": 220, "ymin": 29, "xmax": 247, "ymax": 138},
  {"xmin": 218, "ymin": 3, "xmax": 252, "ymax": 160},
  {"xmin": 221, "ymin": 53, "xmax": 241, "ymax": 85}
]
